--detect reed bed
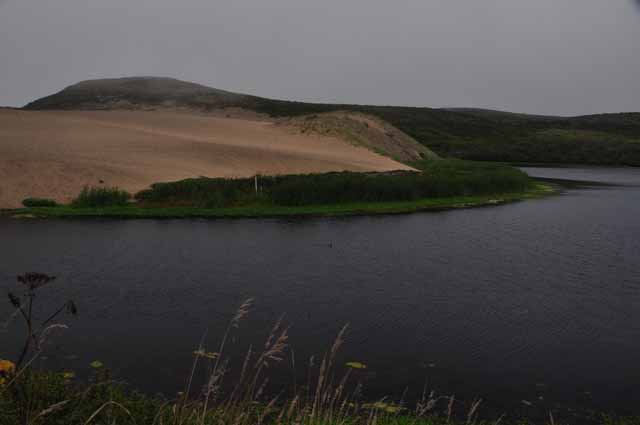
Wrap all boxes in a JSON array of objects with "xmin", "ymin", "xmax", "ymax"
[
  {"xmin": 134, "ymin": 160, "xmax": 531, "ymax": 208},
  {"xmin": 72, "ymin": 186, "xmax": 131, "ymax": 208}
]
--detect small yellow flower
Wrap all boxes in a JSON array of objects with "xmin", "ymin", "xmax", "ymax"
[
  {"xmin": 0, "ymin": 360, "xmax": 15, "ymax": 386},
  {"xmin": 0, "ymin": 360, "xmax": 15, "ymax": 374},
  {"xmin": 62, "ymin": 371, "xmax": 76, "ymax": 379}
]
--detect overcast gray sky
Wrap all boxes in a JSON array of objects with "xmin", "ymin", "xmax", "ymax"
[{"xmin": 1, "ymin": 0, "xmax": 639, "ymax": 115}]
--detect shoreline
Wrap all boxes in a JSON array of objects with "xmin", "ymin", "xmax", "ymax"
[{"xmin": 2, "ymin": 183, "xmax": 554, "ymax": 220}]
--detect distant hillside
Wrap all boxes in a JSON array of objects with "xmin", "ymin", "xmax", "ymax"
[
  {"xmin": 278, "ymin": 111, "xmax": 439, "ymax": 163},
  {"xmin": 24, "ymin": 77, "xmax": 640, "ymax": 166},
  {"xmin": 25, "ymin": 77, "xmax": 247, "ymax": 110}
]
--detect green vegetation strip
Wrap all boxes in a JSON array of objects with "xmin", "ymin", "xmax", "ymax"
[
  {"xmin": 3, "ymin": 368, "xmax": 636, "ymax": 425},
  {"xmin": 7, "ymin": 184, "xmax": 553, "ymax": 219},
  {"xmin": 3, "ymin": 161, "xmax": 557, "ymax": 219}
]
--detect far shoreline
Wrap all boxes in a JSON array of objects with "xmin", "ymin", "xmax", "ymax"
[{"xmin": 2, "ymin": 183, "xmax": 555, "ymax": 220}]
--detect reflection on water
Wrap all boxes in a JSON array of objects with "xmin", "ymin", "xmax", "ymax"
[{"xmin": 1, "ymin": 166, "xmax": 640, "ymax": 418}]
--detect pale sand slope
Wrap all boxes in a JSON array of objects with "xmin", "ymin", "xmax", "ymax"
[{"xmin": 0, "ymin": 109, "xmax": 413, "ymax": 208}]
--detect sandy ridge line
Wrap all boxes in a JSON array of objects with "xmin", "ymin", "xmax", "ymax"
[{"xmin": 0, "ymin": 110, "xmax": 412, "ymax": 208}]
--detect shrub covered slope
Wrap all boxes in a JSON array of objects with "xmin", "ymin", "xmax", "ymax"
[{"xmin": 24, "ymin": 77, "xmax": 640, "ymax": 165}]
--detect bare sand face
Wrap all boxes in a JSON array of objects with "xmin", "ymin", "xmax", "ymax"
[{"xmin": 0, "ymin": 109, "xmax": 412, "ymax": 208}]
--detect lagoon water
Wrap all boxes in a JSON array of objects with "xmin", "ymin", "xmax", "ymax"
[{"xmin": 2, "ymin": 166, "xmax": 640, "ymax": 419}]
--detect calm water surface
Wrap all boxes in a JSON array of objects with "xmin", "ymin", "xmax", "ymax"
[{"xmin": 2, "ymin": 166, "xmax": 640, "ymax": 419}]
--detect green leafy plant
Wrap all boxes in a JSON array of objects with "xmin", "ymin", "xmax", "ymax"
[
  {"xmin": 7, "ymin": 273, "xmax": 77, "ymax": 369},
  {"xmin": 72, "ymin": 186, "xmax": 131, "ymax": 208}
]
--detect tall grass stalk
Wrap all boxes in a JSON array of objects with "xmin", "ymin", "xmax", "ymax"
[
  {"xmin": 3, "ymin": 281, "xmax": 626, "ymax": 425},
  {"xmin": 72, "ymin": 186, "xmax": 131, "ymax": 208}
]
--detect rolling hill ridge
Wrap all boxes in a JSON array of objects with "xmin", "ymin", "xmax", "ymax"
[{"xmin": 24, "ymin": 76, "xmax": 640, "ymax": 166}]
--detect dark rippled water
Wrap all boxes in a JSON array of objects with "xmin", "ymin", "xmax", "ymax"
[{"xmin": 2, "ymin": 166, "xmax": 640, "ymax": 419}]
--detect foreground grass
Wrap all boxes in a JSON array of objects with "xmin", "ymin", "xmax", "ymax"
[
  {"xmin": 3, "ymin": 274, "xmax": 638, "ymax": 425},
  {"xmin": 6, "ymin": 184, "xmax": 553, "ymax": 219},
  {"xmin": 3, "ymin": 369, "xmax": 638, "ymax": 425}
]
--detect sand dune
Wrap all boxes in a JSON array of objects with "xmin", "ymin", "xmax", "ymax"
[{"xmin": 0, "ymin": 109, "xmax": 412, "ymax": 208}]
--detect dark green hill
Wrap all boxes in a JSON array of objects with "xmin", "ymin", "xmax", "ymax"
[
  {"xmin": 24, "ymin": 77, "xmax": 246, "ymax": 110},
  {"xmin": 24, "ymin": 77, "xmax": 640, "ymax": 165}
]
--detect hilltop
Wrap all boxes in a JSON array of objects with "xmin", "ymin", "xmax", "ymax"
[
  {"xmin": 24, "ymin": 77, "xmax": 247, "ymax": 110},
  {"xmin": 23, "ymin": 76, "xmax": 640, "ymax": 166}
]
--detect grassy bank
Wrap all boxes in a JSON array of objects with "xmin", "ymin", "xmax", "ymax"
[
  {"xmin": 134, "ymin": 160, "xmax": 533, "ymax": 207},
  {"xmin": 4, "ymin": 160, "xmax": 553, "ymax": 219},
  {"xmin": 3, "ymin": 370, "xmax": 638, "ymax": 425},
  {"xmin": 7, "ymin": 185, "xmax": 551, "ymax": 219}
]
